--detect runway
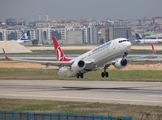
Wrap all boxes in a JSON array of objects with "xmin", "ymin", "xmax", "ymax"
[{"xmin": 0, "ymin": 80, "xmax": 162, "ymax": 106}]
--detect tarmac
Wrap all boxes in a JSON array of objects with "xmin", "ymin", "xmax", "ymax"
[{"xmin": 0, "ymin": 80, "xmax": 162, "ymax": 106}]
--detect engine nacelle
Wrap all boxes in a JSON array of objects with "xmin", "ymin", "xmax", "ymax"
[
  {"xmin": 114, "ymin": 58, "xmax": 128, "ymax": 69},
  {"xmin": 71, "ymin": 60, "xmax": 85, "ymax": 71}
]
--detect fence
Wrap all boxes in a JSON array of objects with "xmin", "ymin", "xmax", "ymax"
[{"xmin": 0, "ymin": 111, "xmax": 132, "ymax": 120}]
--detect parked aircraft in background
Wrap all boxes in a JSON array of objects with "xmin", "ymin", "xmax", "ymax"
[
  {"xmin": 2, "ymin": 37, "xmax": 156, "ymax": 78},
  {"xmin": 17, "ymin": 30, "xmax": 31, "ymax": 46},
  {"xmin": 135, "ymin": 33, "xmax": 162, "ymax": 44}
]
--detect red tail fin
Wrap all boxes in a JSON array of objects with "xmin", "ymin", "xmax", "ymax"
[
  {"xmin": 151, "ymin": 44, "xmax": 156, "ymax": 54},
  {"xmin": 52, "ymin": 37, "xmax": 71, "ymax": 61}
]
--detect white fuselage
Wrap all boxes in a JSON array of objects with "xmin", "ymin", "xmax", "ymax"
[
  {"xmin": 135, "ymin": 39, "xmax": 162, "ymax": 44},
  {"xmin": 17, "ymin": 40, "xmax": 32, "ymax": 46},
  {"xmin": 58, "ymin": 38, "xmax": 131, "ymax": 77}
]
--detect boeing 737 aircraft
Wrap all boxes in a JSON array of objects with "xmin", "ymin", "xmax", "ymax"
[
  {"xmin": 135, "ymin": 33, "xmax": 162, "ymax": 44},
  {"xmin": 17, "ymin": 30, "xmax": 31, "ymax": 46},
  {"xmin": 2, "ymin": 37, "xmax": 156, "ymax": 78}
]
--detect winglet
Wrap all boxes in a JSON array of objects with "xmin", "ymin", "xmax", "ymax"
[
  {"xmin": 2, "ymin": 48, "xmax": 11, "ymax": 60},
  {"xmin": 151, "ymin": 44, "xmax": 156, "ymax": 54}
]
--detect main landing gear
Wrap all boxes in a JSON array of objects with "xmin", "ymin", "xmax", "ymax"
[
  {"xmin": 76, "ymin": 72, "xmax": 84, "ymax": 78},
  {"xmin": 101, "ymin": 71, "xmax": 109, "ymax": 78},
  {"xmin": 101, "ymin": 64, "xmax": 110, "ymax": 78}
]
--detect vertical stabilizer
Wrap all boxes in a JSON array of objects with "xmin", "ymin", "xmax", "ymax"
[
  {"xmin": 151, "ymin": 44, "xmax": 156, "ymax": 54},
  {"xmin": 19, "ymin": 30, "xmax": 30, "ymax": 40},
  {"xmin": 52, "ymin": 37, "xmax": 71, "ymax": 61},
  {"xmin": 135, "ymin": 33, "xmax": 142, "ymax": 40}
]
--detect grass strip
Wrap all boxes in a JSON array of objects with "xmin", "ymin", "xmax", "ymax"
[
  {"xmin": 0, "ymin": 98, "xmax": 162, "ymax": 120},
  {"xmin": 0, "ymin": 68, "xmax": 162, "ymax": 81}
]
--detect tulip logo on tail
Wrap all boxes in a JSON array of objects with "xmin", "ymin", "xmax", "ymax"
[
  {"xmin": 53, "ymin": 37, "xmax": 71, "ymax": 61},
  {"xmin": 56, "ymin": 46, "xmax": 64, "ymax": 61}
]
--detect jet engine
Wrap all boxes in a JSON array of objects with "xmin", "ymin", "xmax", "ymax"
[
  {"xmin": 71, "ymin": 60, "xmax": 86, "ymax": 71},
  {"xmin": 114, "ymin": 58, "xmax": 128, "ymax": 69}
]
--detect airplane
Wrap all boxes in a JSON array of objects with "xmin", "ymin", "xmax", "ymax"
[
  {"xmin": 2, "ymin": 37, "xmax": 156, "ymax": 78},
  {"xmin": 135, "ymin": 33, "xmax": 162, "ymax": 44},
  {"xmin": 16, "ymin": 30, "xmax": 31, "ymax": 46}
]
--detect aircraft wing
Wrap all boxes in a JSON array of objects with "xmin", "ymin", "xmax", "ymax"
[
  {"xmin": 2, "ymin": 48, "xmax": 73, "ymax": 67},
  {"xmin": 11, "ymin": 59, "xmax": 73, "ymax": 66}
]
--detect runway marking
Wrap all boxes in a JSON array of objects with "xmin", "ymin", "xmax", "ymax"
[{"xmin": 0, "ymin": 94, "xmax": 162, "ymax": 103}]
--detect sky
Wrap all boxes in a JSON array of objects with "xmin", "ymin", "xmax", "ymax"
[{"xmin": 0, "ymin": 0, "xmax": 162, "ymax": 22}]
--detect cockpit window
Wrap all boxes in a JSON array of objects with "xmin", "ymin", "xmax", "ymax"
[{"xmin": 119, "ymin": 40, "xmax": 129, "ymax": 43}]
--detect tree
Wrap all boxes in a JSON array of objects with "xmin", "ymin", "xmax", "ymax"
[{"xmin": 32, "ymin": 39, "xmax": 39, "ymax": 46}]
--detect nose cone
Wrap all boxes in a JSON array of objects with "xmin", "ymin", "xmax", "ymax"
[
  {"xmin": 128, "ymin": 41, "xmax": 131, "ymax": 47},
  {"xmin": 125, "ymin": 41, "xmax": 131, "ymax": 51}
]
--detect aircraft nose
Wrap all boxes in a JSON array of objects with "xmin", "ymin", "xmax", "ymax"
[
  {"xmin": 125, "ymin": 41, "xmax": 131, "ymax": 50},
  {"xmin": 128, "ymin": 41, "xmax": 131, "ymax": 47}
]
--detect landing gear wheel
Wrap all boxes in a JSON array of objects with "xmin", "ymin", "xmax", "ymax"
[
  {"xmin": 105, "ymin": 72, "xmax": 109, "ymax": 77},
  {"xmin": 80, "ymin": 73, "xmax": 84, "ymax": 78},
  {"xmin": 101, "ymin": 72, "xmax": 105, "ymax": 78},
  {"xmin": 76, "ymin": 73, "xmax": 84, "ymax": 78},
  {"xmin": 76, "ymin": 73, "xmax": 80, "ymax": 78},
  {"xmin": 101, "ymin": 72, "xmax": 109, "ymax": 78}
]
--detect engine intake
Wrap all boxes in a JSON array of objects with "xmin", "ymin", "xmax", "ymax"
[
  {"xmin": 78, "ymin": 60, "xmax": 85, "ymax": 67},
  {"xmin": 114, "ymin": 58, "xmax": 128, "ymax": 69},
  {"xmin": 71, "ymin": 60, "xmax": 85, "ymax": 71},
  {"xmin": 121, "ymin": 59, "xmax": 128, "ymax": 66}
]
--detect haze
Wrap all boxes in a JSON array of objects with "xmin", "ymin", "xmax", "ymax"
[{"xmin": 0, "ymin": 0, "xmax": 161, "ymax": 22}]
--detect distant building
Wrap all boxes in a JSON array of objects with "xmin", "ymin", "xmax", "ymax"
[
  {"xmin": 0, "ymin": 29, "xmax": 6, "ymax": 41},
  {"xmin": 36, "ymin": 27, "xmax": 66, "ymax": 44},
  {"xmin": 30, "ymin": 29, "xmax": 38, "ymax": 40},
  {"xmin": 67, "ymin": 30, "xmax": 83, "ymax": 44},
  {"xmin": 65, "ymin": 25, "xmax": 99, "ymax": 44},
  {"xmin": 153, "ymin": 17, "xmax": 162, "ymax": 25},
  {"xmin": 35, "ymin": 21, "xmax": 82, "ymax": 27},
  {"xmin": 0, "ymin": 29, "xmax": 26, "ymax": 41},
  {"xmin": 82, "ymin": 26, "xmax": 90, "ymax": 44},
  {"xmin": 101, "ymin": 27, "xmax": 131, "ymax": 42},
  {"xmin": 88, "ymin": 25, "xmax": 98, "ymax": 44},
  {"xmin": 50, "ymin": 26, "xmax": 66, "ymax": 40},
  {"xmin": 6, "ymin": 18, "xmax": 26, "ymax": 26}
]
